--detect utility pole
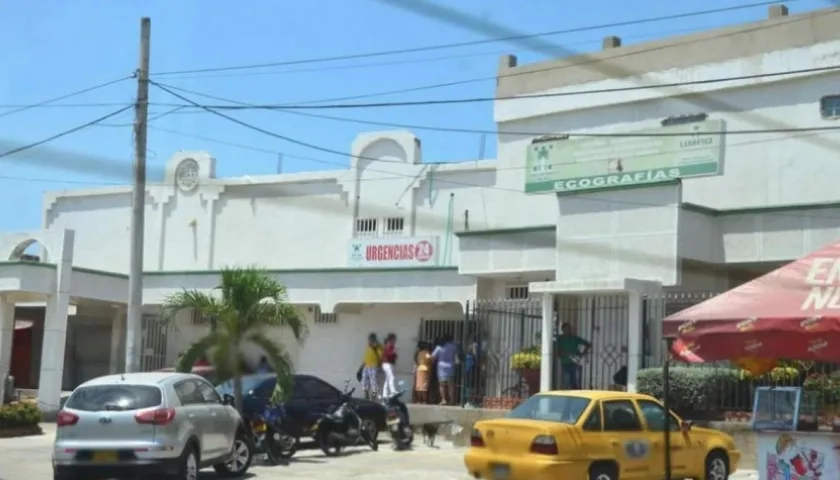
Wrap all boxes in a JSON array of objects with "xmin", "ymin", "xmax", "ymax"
[{"xmin": 125, "ymin": 17, "xmax": 151, "ymax": 373}]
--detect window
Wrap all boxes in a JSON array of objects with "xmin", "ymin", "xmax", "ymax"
[
  {"xmin": 505, "ymin": 285, "xmax": 529, "ymax": 299},
  {"xmin": 384, "ymin": 217, "xmax": 405, "ymax": 235},
  {"xmin": 298, "ymin": 376, "xmax": 340, "ymax": 401},
  {"xmin": 315, "ymin": 312, "xmax": 337, "ymax": 324},
  {"xmin": 582, "ymin": 402, "xmax": 603, "ymax": 431},
  {"xmin": 65, "ymin": 385, "xmax": 162, "ymax": 412},
  {"xmin": 196, "ymin": 380, "xmax": 222, "ymax": 404},
  {"xmin": 174, "ymin": 380, "xmax": 205, "ymax": 406},
  {"xmin": 355, "ymin": 218, "xmax": 378, "ymax": 237},
  {"xmin": 506, "ymin": 394, "xmax": 591, "ymax": 424},
  {"xmin": 637, "ymin": 400, "xmax": 680, "ymax": 432},
  {"xmin": 821, "ymin": 95, "xmax": 840, "ymax": 119},
  {"xmin": 603, "ymin": 400, "xmax": 643, "ymax": 431}
]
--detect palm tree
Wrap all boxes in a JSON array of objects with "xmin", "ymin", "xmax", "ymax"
[{"xmin": 162, "ymin": 266, "xmax": 306, "ymax": 410}]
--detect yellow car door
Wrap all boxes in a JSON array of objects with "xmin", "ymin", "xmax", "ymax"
[
  {"xmin": 635, "ymin": 399, "xmax": 690, "ymax": 478},
  {"xmin": 601, "ymin": 400, "xmax": 653, "ymax": 479}
]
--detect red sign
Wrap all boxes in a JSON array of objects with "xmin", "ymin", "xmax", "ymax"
[{"xmin": 364, "ymin": 240, "xmax": 434, "ymax": 263}]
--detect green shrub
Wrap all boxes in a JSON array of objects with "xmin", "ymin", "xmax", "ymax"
[
  {"xmin": 0, "ymin": 402, "xmax": 42, "ymax": 428},
  {"xmin": 637, "ymin": 367, "xmax": 743, "ymax": 414},
  {"xmin": 739, "ymin": 367, "xmax": 800, "ymax": 383}
]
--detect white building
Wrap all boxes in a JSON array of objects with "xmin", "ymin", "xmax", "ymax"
[{"xmin": 2, "ymin": 4, "xmax": 840, "ymax": 412}]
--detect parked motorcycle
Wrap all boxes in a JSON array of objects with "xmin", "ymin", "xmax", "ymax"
[
  {"xmin": 246, "ymin": 407, "xmax": 299, "ymax": 464},
  {"xmin": 384, "ymin": 381, "xmax": 413, "ymax": 450},
  {"xmin": 313, "ymin": 382, "xmax": 378, "ymax": 456}
]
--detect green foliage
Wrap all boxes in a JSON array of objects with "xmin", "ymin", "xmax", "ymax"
[
  {"xmin": 637, "ymin": 367, "xmax": 743, "ymax": 413},
  {"xmin": 163, "ymin": 266, "xmax": 307, "ymax": 410},
  {"xmin": 511, "ymin": 346, "xmax": 540, "ymax": 369},
  {"xmin": 739, "ymin": 367, "xmax": 799, "ymax": 382},
  {"xmin": 0, "ymin": 402, "xmax": 42, "ymax": 428},
  {"xmin": 803, "ymin": 371, "xmax": 840, "ymax": 406}
]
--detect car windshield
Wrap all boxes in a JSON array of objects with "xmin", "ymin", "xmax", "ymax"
[
  {"xmin": 506, "ymin": 394, "xmax": 591, "ymax": 424},
  {"xmin": 65, "ymin": 385, "xmax": 162, "ymax": 412},
  {"xmin": 215, "ymin": 374, "xmax": 274, "ymax": 397}
]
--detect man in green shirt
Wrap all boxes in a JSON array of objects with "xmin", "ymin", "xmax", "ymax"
[{"xmin": 554, "ymin": 322, "xmax": 591, "ymax": 390}]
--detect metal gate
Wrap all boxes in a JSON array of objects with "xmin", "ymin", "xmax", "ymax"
[
  {"xmin": 418, "ymin": 299, "xmax": 542, "ymax": 405},
  {"xmin": 140, "ymin": 314, "xmax": 169, "ymax": 372},
  {"xmin": 557, "ymin": 295, "xmax": 629, "ymax": 391}
]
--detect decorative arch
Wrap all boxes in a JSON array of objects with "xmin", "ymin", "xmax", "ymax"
[
  {"xmin": 8, "ymin": 238, "xmax": 47, "ymax": 261},
  {"xmin": 355, "ymin": 137, "xmax": 407, "ymax": 173}
]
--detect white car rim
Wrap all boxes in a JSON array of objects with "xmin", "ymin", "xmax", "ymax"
[
  {"xmin": 225, "ymin": 439, "xmax": 250, "ymax": 472},
  {"xmin": 593, "ymin": 474, "xmax": 612, "ymax": 480},
  {"xmin": 709, "ymin": 457, "xmax": 727, "ymax": 480},
  {"xmin": 185, "ymin": 452, "xmax": 198, "ymax": 480}
]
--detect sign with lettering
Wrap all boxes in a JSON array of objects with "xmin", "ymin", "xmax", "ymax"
[
  {"xmin": 347, "ymin": 236, "xmax": 439, "ymax": 268},
  {"xmin": 802, "ymin": 257, "xmax": 840, "ymax": 310},
  {"xmin": 524, "ymin": 119, "xmax": 725, "ymax": 194}
]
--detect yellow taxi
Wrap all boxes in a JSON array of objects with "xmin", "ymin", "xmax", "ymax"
[{"xmin": 464, "ymin": 390, "xmax": 739, "ymax": 480}]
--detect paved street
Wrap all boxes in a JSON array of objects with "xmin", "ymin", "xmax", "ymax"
[
  {"xmin": 0, "ymin": 424, "xmax": 758, "ymax": 480},
  {"xmin": 0, "ymin": 424, "xmax": 472, "ymax": 480}
]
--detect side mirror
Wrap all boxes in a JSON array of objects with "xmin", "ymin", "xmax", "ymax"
[
  {"xmin": 681, "ymin": 420, "xmax": 693, "ymax": 432},
  {"xmin": 222, "ymin": 394, "xmax": 235, "ymax": 406}
]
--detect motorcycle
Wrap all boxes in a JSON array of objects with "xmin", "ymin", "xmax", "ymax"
[
  {"xmin": 313, "ymin": 382, "xmax": 378, "ymax": 456},
  {"xmin": 246, "ymin": 406, "xmax": 299, "ymax": 464},
  {"xmin": 384, "ymin": 381, "xmax": 413, "ymax": 450}
]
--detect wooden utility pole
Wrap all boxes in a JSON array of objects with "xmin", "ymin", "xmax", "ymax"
[{"xmin": 125, "ymin": 17, "xmax": 151, "ymax": 373}]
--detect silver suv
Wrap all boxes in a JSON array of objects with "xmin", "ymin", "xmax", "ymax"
[{"xmin": 53, "ymin": 372, "xmax": 252, "ymax": 480}]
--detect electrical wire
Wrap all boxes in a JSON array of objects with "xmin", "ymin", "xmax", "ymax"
[
  {"xmin": 150, "ymin": 1, "xmax": 790, "ymax": 77},
  {"xmin": 151, "ymin": 63, "xmax": 840, "ymax": 111},
  {"xmin": 156, "ymin": 25, "xmax": 729, "ymax": 81},
  {"xmin": 10, "ymin": 122, "xmax": 840, "ymax": 225},
  {"xmin": 239, "ymin": 7, "xmax": 816, "ymax": 106},
  {"xmin": 152, "ymin": 80, "xmax": 840, "ymax": 138},
  {"xmin": 0, "ymin": 106, "xmax": 133, "ymax": 159},
  {"xmin": 0, "ymin": 76, "xmax": 132, "ymax": 118}
]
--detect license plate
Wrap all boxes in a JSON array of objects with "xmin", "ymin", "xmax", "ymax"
[
  {"xmin": 491, "ymin": 464, "xmax": 510, "ymax": 480},
  {"xmin": 92, "ymin": 451, "xmax": 118, "ymax": 463},
  {"xmin": 387, "ymin": 418, "xmax": 399, "ymax": 426}
]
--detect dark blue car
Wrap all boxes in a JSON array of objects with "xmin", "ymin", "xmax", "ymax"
[{"xmin": 216, "ymin": 373, "xmax": 387, "ymax": 439}]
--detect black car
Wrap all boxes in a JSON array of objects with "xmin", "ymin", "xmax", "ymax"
[{"xmin": 215, "ymin": 373, "xmax": 387, "ymax": 439}]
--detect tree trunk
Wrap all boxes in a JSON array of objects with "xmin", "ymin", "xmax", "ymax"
[{"xmin": 232, "ymin": 355, "xmax": 244, "ymax": 412}]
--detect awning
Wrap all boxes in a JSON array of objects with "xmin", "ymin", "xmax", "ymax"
[{"xmin": 663, "ymin": 239, "xmax": 840, "ymax": 362}]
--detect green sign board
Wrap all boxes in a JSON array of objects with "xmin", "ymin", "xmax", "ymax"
[{"xmin": 524, "ymin": 119, "xmax": 725, "ymax": 194}]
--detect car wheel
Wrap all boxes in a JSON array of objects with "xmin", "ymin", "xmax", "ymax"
[
  {"xmin": 167, "ymin": 444, "xmax": 199, "ymax": 480},
  {"xmin": 214, "ymin": 432, "xmax": 253, "ymax": 477},
  {"xmin": 589, "ymin": 463, "xmax": 617, "ymax": 480},
  {"xmin": 705, "ymin": 451, "xmax": 729, "ymax": 480}
]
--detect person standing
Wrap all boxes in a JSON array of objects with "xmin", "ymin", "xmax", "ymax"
[
  {"xmin": 361, "ymin": 333, "xmax": 383, "ymax": 400},
  {"xmin": 414, "ymin": 341, "xmax": 432, "ymax": 404},
  {"xmin": 554, "ymin": 322, "xmax": 591, "ymax": 390},
  {"xmin": 432, "ymin": 334, "xmax": 458, "ymax": 405},
  {"xmin": 381, "ymin": 333, "xmax": 398, "ymax": 399}
]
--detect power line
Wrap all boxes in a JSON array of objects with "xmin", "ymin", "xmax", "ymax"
[
  {"xmin": 156, "ymin": 25, "xmax": 724, "ymax": 81},
  {"xmin": 209, "ymin": 6, "xmax": 812, "ymax": 107},
  {"xmin": 151, "ymin": 1, "xmax": 788, "ymax": 77},
  {"xmin": 152, "ymin": 79, "xmax": 840, "ymax": 138},
  {"xmin": 0, "ymin": 76, "xmax": 132, "ymax": 118},
  {"xmin": 153, "ymin": 64, "xmax": 840, "ymax": 111},
  {"xmin": 0, "ymin": 106, "xmax": 132, "ymax": 159}
]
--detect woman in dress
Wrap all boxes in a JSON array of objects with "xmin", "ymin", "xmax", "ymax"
[{"xmin": 414, "ymin": 341, "xmax": 432, "ymax": 404}]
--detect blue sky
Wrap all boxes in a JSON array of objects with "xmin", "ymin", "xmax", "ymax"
[{"xmin": 0, "ymin": 0, "xmax": 832, "ymax": 232}]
